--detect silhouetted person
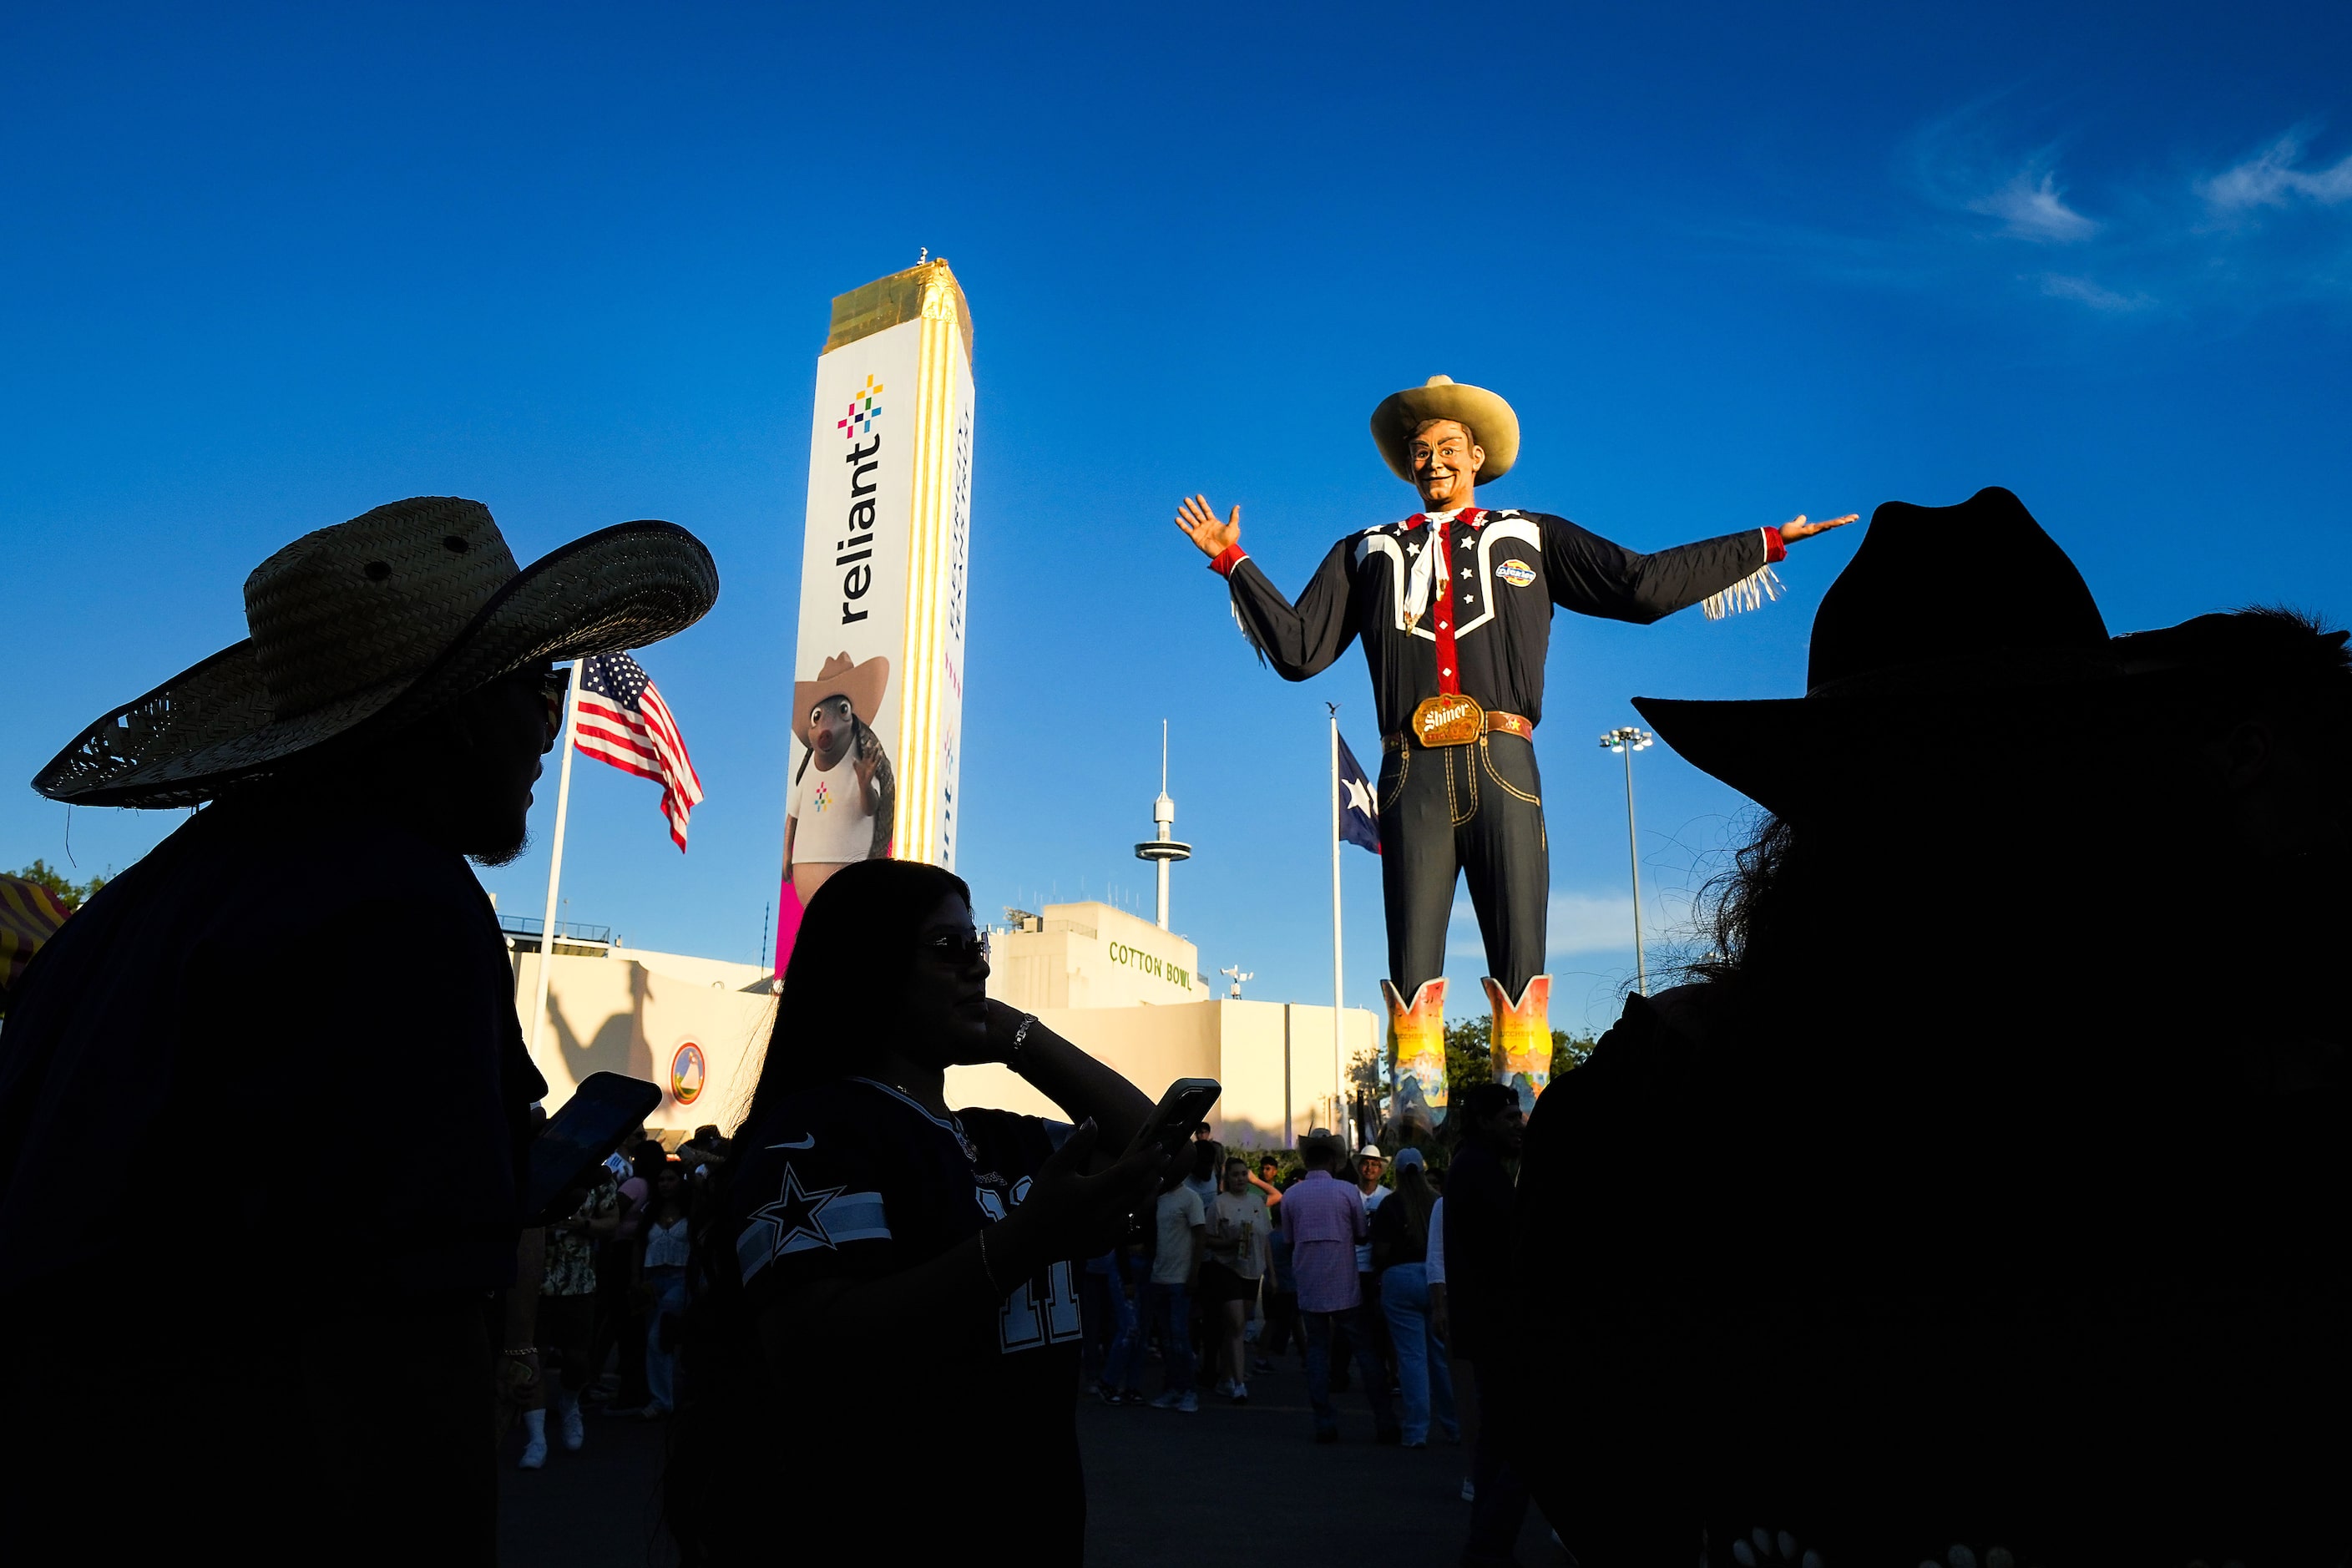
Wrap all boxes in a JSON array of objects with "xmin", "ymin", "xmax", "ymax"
[
  {"xmin": 1446, "ymin": 1082, "xmax": 1534, "ymax": 1565},
  {"xmin": 667, "ymin": 859, "xmax": 1166, "ymax": 1567},
  {"xmin": 0, "ymin": 498, "xmax": 716, "ymax": 1566},
  {"xmin": 1509, "ymin": 489, "xmax": 2352, "ymax": 1565}
]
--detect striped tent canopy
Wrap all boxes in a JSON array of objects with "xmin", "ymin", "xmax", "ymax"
[{"xmin": 0, "ymin": 875, "xmax": 73, "ymax": 1004}]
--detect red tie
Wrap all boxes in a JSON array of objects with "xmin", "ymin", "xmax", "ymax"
[{"xmin": 1429, "ymin": 510, "xmax": 1476, "ymax": 695}]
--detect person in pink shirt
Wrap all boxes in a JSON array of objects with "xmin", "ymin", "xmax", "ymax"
[{"xmin": 1280, "ymin": 1133, "xmax": 1399, "ymax": 1443}]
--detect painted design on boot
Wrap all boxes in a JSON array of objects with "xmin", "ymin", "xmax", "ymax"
[
  {"xmin": 1483, "ymin": 974, "xmax": 1553, "ymax": 1115},
  {"xmin": 1383, "ymin": 977, "xmax": 1449, "ymax": 1132}
]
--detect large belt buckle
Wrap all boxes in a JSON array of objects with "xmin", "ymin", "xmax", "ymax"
[{"xmin": 1410, "ymin": 694, "xmax": 1485, "ymax": 748}]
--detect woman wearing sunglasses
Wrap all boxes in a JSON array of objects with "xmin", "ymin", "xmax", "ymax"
[{"xmin": 667, "ymin": 858, "xmax": 1166, "ymax": 1566}]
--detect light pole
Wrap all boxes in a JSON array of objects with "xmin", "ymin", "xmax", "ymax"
[
  {"xmin": 1221, "ymin": 965, "xmax": 1252, "ymax": 999},
  {"xmin": 1599, "ymin": 725, "xmax": 1655, "ymax": 994}
]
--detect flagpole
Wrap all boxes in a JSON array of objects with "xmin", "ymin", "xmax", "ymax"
[
  {"xmin": 1328, "ymin": 703, "xmax": 1344, "ymax": 1145},
  {"xmin": 529, "ymin": 660, "xmax": 584, "ymax": 1075}
]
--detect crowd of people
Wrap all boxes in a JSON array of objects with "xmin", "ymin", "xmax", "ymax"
[
  {"xmin": 1, "ymin": 493, "xmax": 2345, "ymax": 1567},
  {"xmin": 498, "ymin": 1125, "xmax": 733, "ymax": 1466}
]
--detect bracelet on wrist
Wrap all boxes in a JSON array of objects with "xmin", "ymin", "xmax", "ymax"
[{"xmin": 1005, "ymin": 1013, "xmax": 1037, "ymax": 1075}]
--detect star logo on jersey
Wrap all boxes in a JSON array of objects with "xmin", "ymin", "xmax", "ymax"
[{"xmin": 746, "ymin": 1164, "xmax": 847, "ymax": 1257}]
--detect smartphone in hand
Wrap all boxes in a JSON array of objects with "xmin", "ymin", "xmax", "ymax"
[
  {"xmin": 1124, "ymin": 1078, "xmax": 1222, "ymax": 1167},
  {"xmin": 522, "ymin": 1072, "xmax": 663, "ymax": 1227}
]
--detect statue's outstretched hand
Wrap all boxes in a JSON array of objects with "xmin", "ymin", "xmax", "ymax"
[
  {"xmin": 1175, "ymin": 495, "xmax": 1241, "ymax": 559},
  {"xmin": 1778, "ymin": 513, "xmax": 1859, "ymax": 544}
]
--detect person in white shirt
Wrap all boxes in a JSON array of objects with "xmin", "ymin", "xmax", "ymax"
[
  {"xmin": 1147, "ymin": 1175, "xmax": 1206, "ymax": 1412},
  {"xmin": 1343, "ymin": 1146, "xmax": 1393, "ymax": 1388},
  {"xmin": 636, "ymin": 1160, "xmax": 692, "ymax": 1418},
  {"xmin": 1201, "ymin": 1158, "xmax": 1272, "ymax": 1404}
]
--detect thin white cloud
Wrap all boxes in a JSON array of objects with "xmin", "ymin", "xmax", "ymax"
[
  {"xmin": 2199, "ymin": 134, "xmax": 2352, "ymax": 211},
  {"xmin": 1970, "ymin": 169, "xmax": 2100, "ymax": 242},
  {"xmin": 2039, "ymin": 273, "xmax": 2152, "ymax": 311},
  {"xmin": 1444, "ymin": 891, "xmax": 1638, "ymax": 961}
]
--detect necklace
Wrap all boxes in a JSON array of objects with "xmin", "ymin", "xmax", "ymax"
[{"xmin": 898, "ymin": 1081, "xmax": 980, "ymax": 1163}]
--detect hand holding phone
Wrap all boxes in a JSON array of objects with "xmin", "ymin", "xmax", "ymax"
[
  {"xmin": 1122, "ymin": 1078, "xmax": 1222, "ymax": 1168},
  {"xmin": 522, "ymin": 1072, "xmax": 663, "ymax": 1227}
]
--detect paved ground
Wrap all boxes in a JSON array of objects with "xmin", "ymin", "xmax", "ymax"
[{"xmin": 500, "ymin": 1353, "xmax": 1564, "ymax": 1566}]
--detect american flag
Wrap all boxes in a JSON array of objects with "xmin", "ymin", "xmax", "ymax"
[{"xmin": 574, "ymin": 653, "xmax": 704, "ymax": 852}]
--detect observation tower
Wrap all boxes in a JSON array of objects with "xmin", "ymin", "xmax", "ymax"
[{"xmin": 1133, "ymin": 721, "xmax": 1191, "ymax": 931}]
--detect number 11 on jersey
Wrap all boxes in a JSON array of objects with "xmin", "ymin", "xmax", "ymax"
[{"xmin": 999, "ymin": 1257, "xmax": 1081, "ymax": 1353}]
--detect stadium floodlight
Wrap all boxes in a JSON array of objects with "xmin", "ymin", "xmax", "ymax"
[{"xmin": 1597, "ymin": 726, "xmax": 1656, "ymax": 994}]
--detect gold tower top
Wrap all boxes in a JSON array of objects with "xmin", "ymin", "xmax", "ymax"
[{"xmin": 823, "ymin": 260, "xmax": 973, "ymax": 362}]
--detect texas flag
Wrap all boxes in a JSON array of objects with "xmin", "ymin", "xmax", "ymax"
[{"xmin": 1338, "ymin": 733, "xmax": 1381, "ymax": 854}]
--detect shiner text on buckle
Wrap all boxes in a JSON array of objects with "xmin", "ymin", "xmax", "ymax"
[{"xmin": 1410, "ymin": 694, "xmax": 1485, "ymax": 747}]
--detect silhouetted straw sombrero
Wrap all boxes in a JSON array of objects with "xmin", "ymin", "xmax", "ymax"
[
  {"xmin": 1633, "ymin": 488, "xmax": 2120, "ymax": 817},
  {"xmin": 1370, "ymin": 376, "xmax": 1521, "ymax": 487},
  {"xmin": 35, "ymin": 496, "xmax": 720, "ymax": 808}
]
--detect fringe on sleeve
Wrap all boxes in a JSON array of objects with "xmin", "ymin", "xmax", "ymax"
[
  {"xmin": 1230, "ymin": 589, "xmax": 1270, "ymax": 667},
  {"xmin": 1702, "ymin": 564, "xmax": 1783, "ymax": 621}
]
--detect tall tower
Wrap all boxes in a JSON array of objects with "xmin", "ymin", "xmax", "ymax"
[
  {"xmin": 1133, "ymin": 721, "xmax": 1191, "ymax": 931},
  {"xmin": 776, "ymin": 257, "xmax": 974, "ymax": 978}
]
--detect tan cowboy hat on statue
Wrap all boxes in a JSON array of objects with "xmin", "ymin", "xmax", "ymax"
[
  {"xmin": 1368, "ymin": 375, "xmax": 1522, "ymax": 486},
  {"xmin": 34, "ymin": 496, "xmax": 720, "ymax": 807}
]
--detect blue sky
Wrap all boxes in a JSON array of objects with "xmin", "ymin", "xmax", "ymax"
[{"xmin": 5, "ymin": 3, "xmax": 2348, "ymax": 1034}]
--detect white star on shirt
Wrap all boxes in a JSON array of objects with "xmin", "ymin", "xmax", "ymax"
[
  {"xmin": 1460, "ymin": 567, "xmax": 1474, "ymax": 579},
  {"xmin": 1405, "ymin": 542, "xmax": 1422, "ymax": 558},
  {"xmin": 746, "ymin": 1164, "xmax": 845, "ymax": 1260}
]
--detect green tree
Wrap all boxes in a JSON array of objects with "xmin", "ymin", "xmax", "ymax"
[
  {"xmin": 1354, "ymin": 1014, "xmax": 1606, "ymax": 1142},
  {"xmin": 1447, "ymin": 1014, "xmax": 1601, "ymax": 1089},
  {"xmin": 1445, "ymin": 1015, "xmax": 1494, "ymax": 1097},
  {"xmin": 8, "ymin": 858, "xmax": 106, "ymax": 911}
]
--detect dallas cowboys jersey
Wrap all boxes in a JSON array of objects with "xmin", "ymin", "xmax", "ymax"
[
  {"xmin": 731, "ymin": 1075, "xmax": 1080, "ymax": 1347},
  {"xmin": 726, "ymin": 1075, "xmax": 1089, "ymax": 1555},
  {"xmin": 1219, "ymin": 510, "xmax": 1774, "ymax": 737}
]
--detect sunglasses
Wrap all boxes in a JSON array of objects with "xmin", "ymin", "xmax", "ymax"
[
  {"xmin": 529, "ymin": 665, "xmax": 570, "ymax": 735},
  {"xmin": 924, "ymin": 928, "xmax": 992, "ymax": 966}
]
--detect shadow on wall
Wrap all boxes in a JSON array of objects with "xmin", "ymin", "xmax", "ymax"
[
  {"xmin": 1216, "ymin": 1118, "xmax": 1294, "ymax": 1151},
  {"xmin": 549, "ymin": 961, "xmax": 654, "ymax": 1087}
]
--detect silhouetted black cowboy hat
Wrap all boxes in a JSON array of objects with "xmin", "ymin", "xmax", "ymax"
[{"xmin": 1634, "ymin": 488, "xmax": 2124, "ymax": 817}]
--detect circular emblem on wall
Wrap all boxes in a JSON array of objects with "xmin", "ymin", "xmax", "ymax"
[{"xmin": 670, "ymin": 1041, "xmax": 706, "ymax": 1105}]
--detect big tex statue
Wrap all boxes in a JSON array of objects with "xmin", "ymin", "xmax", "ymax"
[{"xmin": 1176, "ymin": 377, "xmax": 1851, "ymax": 1126}]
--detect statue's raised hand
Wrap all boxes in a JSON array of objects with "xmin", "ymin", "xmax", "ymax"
[
  {"xmin": 1175, "ymin": 495, "xmax": 1241, "ymax": 559},
  {"xmin": 1778, "ymin": 513, "xmax": 1859, "ymax": 544}
]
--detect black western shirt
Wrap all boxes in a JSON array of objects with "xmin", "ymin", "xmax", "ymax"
[{"xmin": 1213, "ymin": 508, "xmax": 1781, "ymax": 739}]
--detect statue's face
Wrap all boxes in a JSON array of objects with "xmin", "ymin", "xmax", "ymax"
[{"xmin": 1409, "ymin": 420, "xmax": 1483, "ymax": 510}]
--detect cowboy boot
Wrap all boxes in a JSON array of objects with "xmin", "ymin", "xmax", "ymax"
[
  {"xmin": 1383, "ymin": 978, "xmax": 1449, "ymax": 1135},
  {"xmin": 1483, "ymin": 974, "xmax": 1554, "ymax": 1115}
]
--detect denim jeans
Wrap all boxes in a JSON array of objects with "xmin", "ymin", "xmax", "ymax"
[
  {"xmin": 1098, "ymin": 1281, "xmax": 1146, "ymax": 1391},
  {"xmin": 1304, "ymin": 1302, "xmax": 1398, "ymax": 1436},
  {"xmin": 1143, "ymin": 1280, "xmax": 1191, "ymax": 1395},
  {"xmin": 642, "ymin": 1266, "xmax": 688, "ymax": 1411},
  {"xmin": 1378, "ymin": 1262, "xmax": 1456, "ymax": 1444}
]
